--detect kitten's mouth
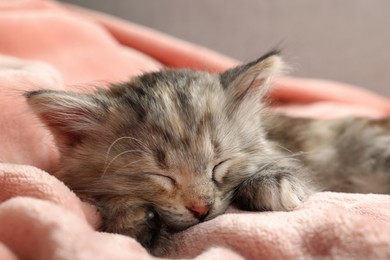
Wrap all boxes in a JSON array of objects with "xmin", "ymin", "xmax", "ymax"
[
  {"xmin": 198, "ymin": 211, "xmax": 210, "ymax": 222},
  {"xmin": 156, "ymin": 217, "xmax": 200, "ymax": 235}
]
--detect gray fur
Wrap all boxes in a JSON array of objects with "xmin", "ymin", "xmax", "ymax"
[{"xmin": 25, "ymin": 52, "xmax": 389, "ymax": 256}]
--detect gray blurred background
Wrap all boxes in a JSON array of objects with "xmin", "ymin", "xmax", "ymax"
[{"xmin": 61, "ymin": 0, "xmax": 390, "ymax": 97}]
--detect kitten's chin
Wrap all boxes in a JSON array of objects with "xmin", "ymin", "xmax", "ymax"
[{"xmin": 148, "ymin": 210, "xmax": 228, "ymax": 257}]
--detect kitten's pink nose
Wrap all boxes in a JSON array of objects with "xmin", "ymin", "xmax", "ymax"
[{"xmin": 186, "ymin": 203, "xmax": 210, "ymax": 220}]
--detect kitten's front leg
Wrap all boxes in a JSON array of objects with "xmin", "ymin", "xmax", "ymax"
[{"xmin": 234, "ymin": 160, "xmax": 313, "ymax": 211}]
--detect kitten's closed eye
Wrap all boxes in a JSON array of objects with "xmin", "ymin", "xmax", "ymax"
[
  {"xmin": 147, "ymin": 173, "xmax": 176, "ymax": 190},
  {"xmin": 212, "ymin": 159, "xmax": 230, "ymax": 183}
]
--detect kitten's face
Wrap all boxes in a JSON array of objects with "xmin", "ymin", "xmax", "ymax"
[{"xmin": 26, "ymin": 52, "xmax": 284, "ymax": 254}]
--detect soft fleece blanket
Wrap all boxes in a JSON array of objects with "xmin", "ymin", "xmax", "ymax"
[{"xmin": 1, "ymin": 1, "xmax": 390, "ymax": 259}]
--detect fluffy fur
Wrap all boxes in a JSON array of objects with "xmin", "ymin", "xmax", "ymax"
[{"xmin": 25, "ymin": 52, "xmax": 389, "ymax": 256}]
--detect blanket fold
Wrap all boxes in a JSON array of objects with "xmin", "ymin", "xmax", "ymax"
[
  {"xmin": 0, "ymin": 0, "xmax": 389, "ymax": 259},
  {"xmin": 170, "ymin": 192, "xmax": 390, "ymax": 259}
]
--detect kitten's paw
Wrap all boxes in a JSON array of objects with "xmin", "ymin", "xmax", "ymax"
[
  {"xmin": 234, "ymin": 174, "xmax": 312, "ymax": 212},
  {"xmin": 275, "ymin": 177, "xmax": 306, "ymax": 211}
]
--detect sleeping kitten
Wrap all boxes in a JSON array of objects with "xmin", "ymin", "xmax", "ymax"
[{"xmin": 25, "ymin": 51, "xmax": 390, "ymax": 256}]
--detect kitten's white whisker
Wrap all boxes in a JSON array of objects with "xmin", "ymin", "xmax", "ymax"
[
  {"xmin": 101, "ymin": 149, "xmax": 147, "ymax": 179},
  {"xmin": 111, "ymin": 159, "xmax": 146, "ymax": 175},
  {"xmin": 105, "ymin": 137, "xmax": 128, "ymax": 164},
  {"xmin": 264, "ymin": 149, "xmax": 315, "ymax": 164},
  {"xmin": 251, "ymin": 152, "xmax": 307, "ymax": 179},
  {"xmin": 273, "ymin": 143, "xmax": 295, "ymax": 155},
  {"xmin": 104, "ymin": 136, "xmax": 151, "ymax": 168}
]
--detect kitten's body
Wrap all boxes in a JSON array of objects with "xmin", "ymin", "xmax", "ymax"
[
  {"xmin": 265, "ymin": 114, "xmax": 390, "ymax": 194},
  {"xmin": 26, "ymin": 52, "xmax": 390, "ymax": 255}
]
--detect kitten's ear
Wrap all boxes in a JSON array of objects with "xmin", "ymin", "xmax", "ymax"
[
  {"xmin": 220, "ymin": 51, "xmax": 284, "ymax": 102},
  {"xmin": 25, "ymin": 90, "xmax": 108, "ymax": 146}
]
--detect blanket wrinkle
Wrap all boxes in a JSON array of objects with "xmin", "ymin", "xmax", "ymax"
[
  {"xmin": 0, "ymin": 163, "xmax": 100, "ymax": 228},
  {"xmin": 170, "ymin": 193, "xmax": 390, "ymax": 259},
  {"xmin": 0, "ymin": 0, "xmax": 390, "ymax": 259},
  {"xmin": 0, "ymin": 197, "xmax": 152, "ymax": 260}
]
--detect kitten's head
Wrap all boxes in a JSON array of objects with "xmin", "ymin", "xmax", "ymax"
[{"xmin": 26, "ymin": 51, "xmax": 284, "ymax": 255}]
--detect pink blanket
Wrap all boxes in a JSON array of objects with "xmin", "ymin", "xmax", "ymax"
[{"xmin": 1, "ymin": 1, "xmax": 390, "ymax": 259}]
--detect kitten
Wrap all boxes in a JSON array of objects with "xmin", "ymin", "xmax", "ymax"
[{"xmin": 25, "ymin": 51, "xmax": 390, "ymax": 256}]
